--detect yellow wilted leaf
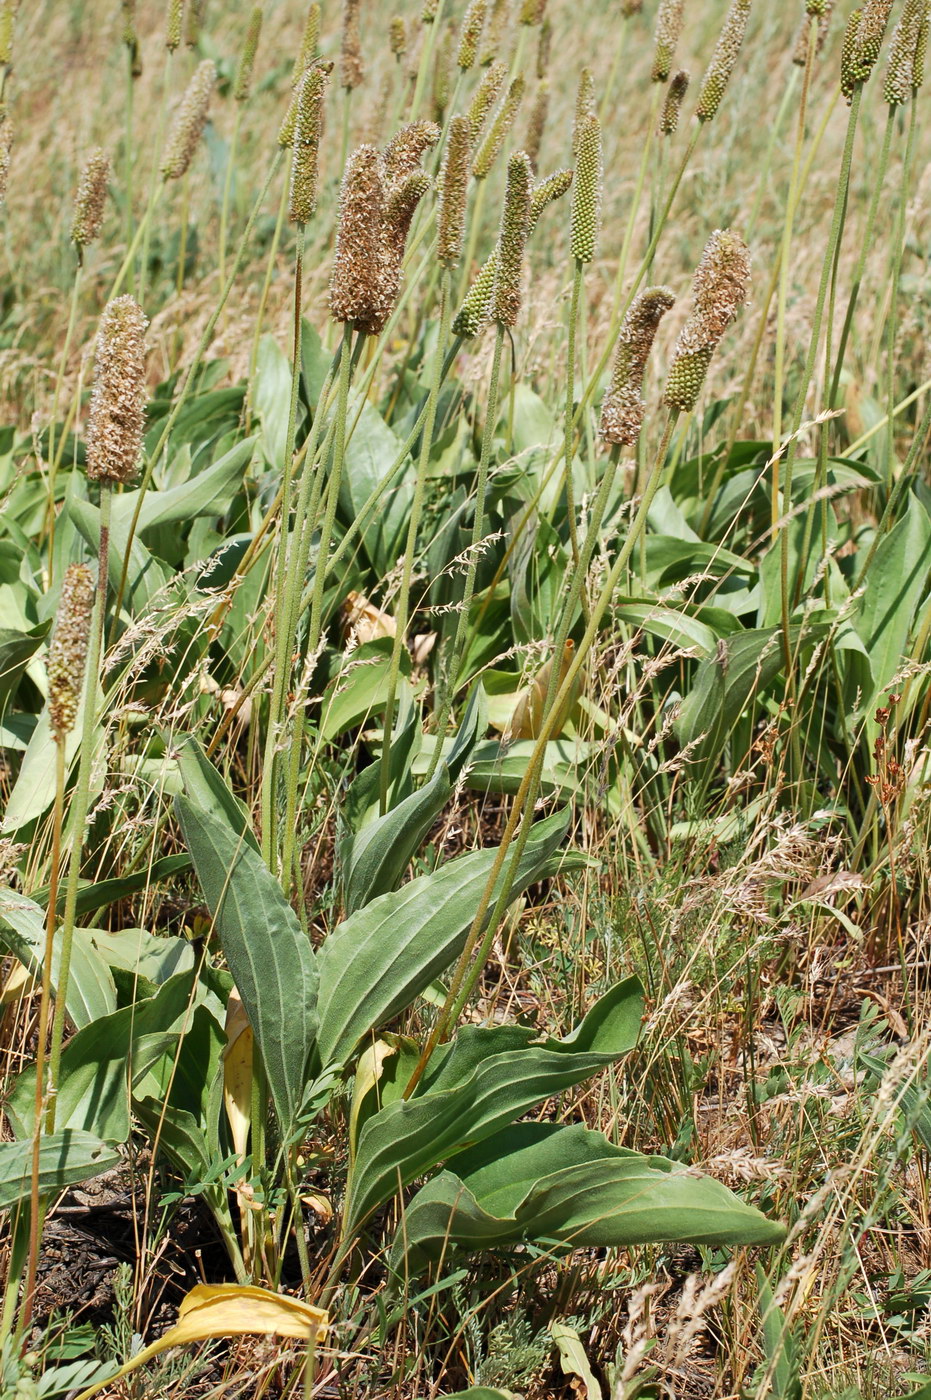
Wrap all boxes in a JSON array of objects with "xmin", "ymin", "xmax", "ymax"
[
  {"xmin": 341, "ymin": 590, "xmax": 396, "ymax": 645},
  {"xmin": 507, "ymin": 640, "xmax": 581, "ymax": 740},
  {"xmin": 223, "ymin": 991, "xmax": 253, "ymax": 1162},
  {"xmin": 73, "ymin": 1284, "xmax": 327, "ymax": 1400}
]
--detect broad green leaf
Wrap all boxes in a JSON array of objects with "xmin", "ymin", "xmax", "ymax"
[
  {"xmin": 176, "ymin": 734, "xmax": 258, "ymax": 851},
  {"xmin": 68, "ymin": 496, "xmax": 170, "ymax": 614},
  {"xmin": 31, "ymin": 854, "xmax": 193, "ymax": 918},
  {"xmin": 1, "ymin": 705, "xmax": 83, "ymax": 834},
  {"xmin": 340, "ymin": 685, "xmax": 485, "ymax": 913},
  {"xmin": 254, "ymin": 334, "xmax": 292, "ymax": 468},
  {"xmin": 0, "ymin": 1131, "xmax": 120, "ymax": 1213},
  {"xmin": 317, "ymin": 807, "xmax": 570, "ymax": 1071},
  {"xmin": 321, "ymin": 637, "xmax": 413, "ymax": 741},
  {"xmin": 613, "ymin": 602, "xmax": 718, "ymax": 657},
  {"xmin": 88, "ymin": 926, "xmax": 194, "ymax": 986},
  {"xmin": 176, "ymin": 796, "xmax": 317, "ymax": 1139},
  {"xmin": 551, "ymin": 1322, "xmax": 602, "ymax": 1400},
  {"xmin": 390, "ymin": 1120, "xmax": 784, "ymax": 1276},
  {"xmin": 0, "ymin": 624, "xmax": 46, "ymax": 709},
  {"xmin": 339, "ymin": 391, "xmax": 414, "ymax": 574},
  {"xmin": 344, "ymin": 975, "xmax": 642, "ymax": 1235},
  {"xmin": 0, "ymin": 887, "xmax": 116, "ymax": 1028},
  {"xmin": 413, "ymin": 737, "xmax": 588, "ymax": 798},
  {"xmin": 111, "ymin": 438, "xmax": 256, "ymax": 535}
]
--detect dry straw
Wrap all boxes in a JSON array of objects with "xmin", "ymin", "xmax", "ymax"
[
  {"xmin": 660, "ymin": 68, "xmax": 690, "ymax": 132},
  {"xmin": 652, "ymin": 0, "xmax": 685, "ymax": 82},
  {"xmin": 664, "ymin": 229, "xmax": 751, "ymax": 411},
  {"xmin": 438, "ymin": 115, "xmax": 471, "ymax": 264},
  {"xmin": 289, "ymin": 63, "xmax": 330, "ymax": 224},
  {"xmin": 695, "ymin": 0, "xmax": 752, "ymax": 121},
  {"xmin": 341, "ymin": 0, "xmax": 365, "ymax": 91},
  {"xmin": 86, "ymin": 296, "xmax": 148, "ymax": 486},
  {"xmin": 473, "ymin": 76, "xmax": 524, "ymax": 177},
  {"xmin": 570, "ymin": 114, "xmax": 601, "ymax": 264},
  {"xmin": 48, "ymin": 564, "xmax": 95, "ymax": 740},
  {"xmin": 71, "ymin": 148, "xmax": 111, "ymax": 253},
  {"xmin": 234, "ymin": 8, "xmax": 263, "ymax": 103},
  {"xmin": 492, "ymin": 151, "xmax": 531, "ymax": 327},
  {"xmin": 468, "ymin": 60, "xmax": 506, "ymax": 140},
  {"xmin": 161, "ymin": 59, "xmax": 216, "ymax": 179},
  {"xmin": 458, "ymin": 0, "xmax": 486, "ymax": 68},
  {"xmin": 600, "ymin": 287, "xmax": 675, "ymax": 445}
]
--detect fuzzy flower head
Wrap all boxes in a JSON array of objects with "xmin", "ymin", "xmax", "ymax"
[
  {"xmin": 601, "ymin": 286, "xmax": 675, "ymax": 445},
  {"xmin": 48, "ymin": 564, "xmax": 95, "ymax": 740},
  {"xmin": 329, "ymin": 145, "xmax": 385, "ymax": 330},
  {"xmin": 883, "ymin": 0, "xmax": 929, "ymax": 103},
  {"xmin": 161, "ymin": 60, "xmax": 215, "ymax": 179},
  {"xmin": 458, "ymin": 0, "xmax": 486, "ymax": 67},
  {"xmin": 695, "ymin": 0, "xmax": 752, "ymax": 122},
  {"xmin": 570, "ymin": 114, "xmax": 601, "ymax": 264},
  {"xmin": 664, "ymin": 229, "xmax": 751, "ymax": 412},
  {"xmin": 71, "ymin": 148, "xmax": 111, "ymax": 252},
  {"xmin": 438, "ymin": 115, "xmax": 471, "ymax": 264},
  {"xmin": 340, "ymin": 0, "xmax": 365, "ymax": 90},
  {"xmin": 492, "ymin": 151, "xmax": 531, "ymax": 328},
  {"xmin": 652, "ymin": 0, "xmax": 684, "ymax": 82},
  {"xmin": 660, "ymin": 69, "xmax": 690, "ymax": 132},
  {"xmin": 86, "ymin": 296, "xmax": 148, "ymax": 485},
  {"xmin": 289, "ymin": 62, "xmax": 330, "ymax": 224}
]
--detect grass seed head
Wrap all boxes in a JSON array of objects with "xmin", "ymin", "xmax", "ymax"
[
  {"xmin": 289, "ymin": 62, "xmax": 330, "ymax": 224},
  {"xmin": 0, "ymin": 119, "xmax": 11, "ymax": 210},
  {"xmin": 0, "ymin": 1, "xmax": 14, "ymax": 69},
  {"xmin": 438, "ymin": 115, "xmax": 471, "ymax": 264},
  {"xmin": 520, "ymin": 0, "xmax": 546, "ymax": 23},
  {"xmin": 86, "ymin": 295, "xmax": 148, "ymax": 486},
  {"xmin": 841, "ymin": 7, "xmax": 863, "ymax": 97},
  {"xmin": 458, "ymin": 0, "xmax": 486, "ymax": 68},
  {"xmin": 570, "ymin": 113, "xmax": 601, "ymax": 264},
  {"xmin": 234, "ymin": 7, "xmax": 263, "ymax": 103},
  {"xmin": 71, "ymin": 147, "xmax": 111, "ymax": 253},
  {"xmin": 600, "ymin": 286, "xmax": 675, "ymax": 445},
  {"xmin": 422, "ymin": 0, "xmax": 439, "ymax": 20},
  {"xmin": 329, "ymin": 144, "xmax": 386, "ymax": 331},
  {"xmin": 166, "ymin": 0, "xmax": 183, "ymax": 51},
  {"xmin": 340, "ymin": 0, "xmax": 365, "ymax": 91},
  {"xmin": 293, "ymin": 2, "xmax": 321, "ymax": 81},
  {"xmin": 792, "ymin": 2, "xmax": 834, "ymax": 66},
  {"xmin": 884, "ymin": 0, "xmax": 928, "ymax": 102},
  {"xmin": 622, "ymin": 0, "xmax": 643, "ymax": 12},
  {"xmin": 525, "ymin": 80, "xmax": 549, "ymax": 170},
  {"xmin": 652, "ymin": 0, "xmax": 684, "ymax": 81},
  {"xmin": 121, "ymin": 0, "xmax": 141, "ymax": 73},
  {"xmin": 184, "ymin": 0, "xmax": 204, "ymax": 48},
  {"xmin": 472, "ymin": 75, "xmax": 524, "ymax": 178},
  {"xmin": 915, "ymin": 0, "xmax": 930, "ymax": 84},
  {"xmin": 664, "ymin": 228, "xmax": 751, "ymax": 411},
  {"xmin": 161, "ymin": 59, "xmax": 215, "ymax": 179},
  {"xmin": 573, "ymin": 67, "xmax": 596, "ymax": 155},
  {"xmin": 453, "ymin": 253, "xmax": 497, "ymax": 336},
  {"xmin": 389, "ymin": 15, "xmax": 407, "ymax": 56},
  {"xmin": 482, "ymin": 0, "xmax": 511, "ymax": 63},
  {"xmin": 529, "ymin": 165, "xmax": 572, "ymax": 225},
  {"xmin": 851, "ymin": 0, "xmax": 895, "ymax": 85},
  {"xmin": 383, "ymin": 119, "xmax": 440, "ymax": 184},
  {"xmin": 468, "ymin": 59, "xmax": 506, "ymax": 140},
  {"xmin": 696, "ymin": 0, "xmax": 752, "ymax": 122},
  {"xmin": 377, "ymin": 170, "xmax": 432, "ymax": 327},
  {"xmin": 48, "ymin": 564, "xmax": 95, "ymax": 741},
  {"xmin": 660, "ymin": 68, "xmax": 690, "ymax": 132},
  {"xmin": 537, "ymin": 15, "xmax": 552, "ymax": 75},
  {"xmin": 492, "ymin": 150, "xmax": 531, "ymax": 327},
  {"xmin": 434, "ymin": 29, "xmax": 455, "ymax": 117}
]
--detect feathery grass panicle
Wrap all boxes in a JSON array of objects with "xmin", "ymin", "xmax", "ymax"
[
  {"xmin": 851, "ymin": 0, "xmax": 895, "ymax": 84},
  {"xmin": 293, "ymin": 2, "xmax": 322, "ymax": 81},
  {"xmin": 472, "ymin": 76, "xmax": 524, "ymax": 177},
  {"xmin": 537, "ymin": 15, "xmax": 551, "ymax": 76},
  {"xmin": 492, "ymin": 150, "xmax": 531, "ymax": 327},
  {"xmin": 570, "ymin": 114, "xmax": 601, "ymax": 264},
  {"xmin": 384, "ymin": 120, "xmax": 441, "ymax": 184},
  {"xmin": 652, "ymin": 0, "xmax": 684, "ymax": 80},
  {"xmin": 160, "ymin": 59, "xmax": 215, "ymax": 179},
  {"xmin": 660, "ymin": 68, "xmax": 690, "ymax": 132},
  {"xmin": 695, "ymin": 0, "xmax": 752, "ymax": 122},
  {"xmin": 792, "ymin": 2, "xmax": 834, "ymax": 66},
  {"xmin": 0, "ymin": 118, "xmax": 10, "ymax": 208},
  {"xmin": 389, "ymin": 15, "xmax": 407, "ymax": 56},
  {"xmin": 573, "ymin": 67, "xmax": 596, "ymax": 155},
  {"xmin": 600, "ymin": 286, "xmax": 675, "ymax": 445},
  {"xmin": 234, "ymin": 8, "xmax": 263, "ymax": 103},
  {"xmin": 458, "ymin": 0, "xmax": 486, "ymax": 69},
  {"xmin": 341, "ymin": 0, "xmax": 365, "ymax": 91},
  {"xmin": 453, "ymin": 253, "xmax": 497, "ymax": 335},
  {"xmin": 841, "ymin": 7, "xmax": 863, "ymax": 97},
  {"xmin": 166, "ymin": 0, "xmax": 183, "ymax": 51},
  {"xmin": 48, "ymin": 564, "xmax": 94, "ymax": 741},
  {"xmin": 664, "ymin": 228, "xmax": 751, "ymax": 411},
  {"xmin": 468, "ymin": 59, "xmax": 506, "ymax": 140},
  {"xmin": 86, "ymin": 296, "xmax": 148, "ymax": 486},
  {"xmin": 330, "ymin": 144, "xmax": 386, "ymax": 331},
  {"xmin": 71, "ymin": 148, "xmax": 110, "ymax": 253},
  {"xmin": 884, "ymin": 0, "xmax": 928, "ymax": 103},
  {"xmin": 438, "ymin": 115, "xmax": 471, "ymax": 264},
  {"xmin": 289, "ymin": 63, "xmax": 330, "ymax": 224},
  {"xmin": 519, "ymin": 0, "xmax": 546, "ymax": 23},
  {"xmin": 482, "ymin": 0, "xmax": 510, "ymax": 63},
  {"xmin": 525, "ymin": 80, "xmax": 549, "ymax": 170}
]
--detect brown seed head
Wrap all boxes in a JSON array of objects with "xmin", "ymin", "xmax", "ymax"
[
  {"xmin": 468, "ymin": 59, "xmax": 507, "ymax": 140},
  {"xmin": 695, "ymin": 0, "xmax": 752, "ymax": 122},
  {"xmin": 652, "ymin": 0, "xmax": 684, "ymax": 80},
  {"xmin": 438, "ymin": 115, "xmax": 471, "ymax": 265},
  {"xmin": 71, "ymin": 148, "xmax": 111, "ymax": 251},
  {"xmin": 472, "ymin": 76, "xmax": 524, "ymax": 178},
  {"xmin": 293, "ymin": 2, "xmax": 321, "ymax": 81},
  {"xmin": 86, "ymin": 296, "xmax": 149, "ymax": 486},
  {"xmin": 525, "ymin": 80, "xmax": 549, "ymax": 171},
  {"xmin": 884, "ymin": 0, "xmax": 928, "ymax": 102},
  {"xmin": 492, "ymin": 150, "xmax": 531, "ymax": 328},
  {"xmin": 458, "ymin": 0, "xmax": 486, "ymax": 67},
  {"xmin": 0, "ymin": 119, "xmax": 11, "ymax": 210},
  {"xmin": 341, "ymin": 0, "xmax": 365, "ymax": 90},
  {"xmin": 48, "ymin": 564, "xmax": 95, "ymax": 741},
  {"xmin": 376, "ymin": 170, "xmax": 431, "ymax": 329},
  {"xmin": 389, "ymin": 14, "xmax": 407, "ymax": 55},
  {"xmin": 330, "ymin": 145, "xmax": 386, "ymax": 331},
  {"xmin": 570, "ymin": 114, "xmax": 601, "ymax": 264},
  {"xmin": 384, "ymin": 120, "xmax": 440, "ymax": 184},
  {"xmin": 600, "ymin": 286, "xmax": 675, "ymax": 445},
  {"xmin": 660, "ymin": 68, "xmax": 690, "ymax": 132},
  {"xmin": 161, "ymin": 59, "xmax": 215, "ymax": 179},
  {"xmin": 519, "ymin": 0, "xmax": 546, "ymax": 23},
  {"xmin": 792, "ymin": 2, "xmax": 834, "ymax": 66},
  {"xmin": 664, "ymin": 229, "xmax": 751, "ymax": 411},
  {"xmin": 234, "ymin": 7, "xmax": 263, "ymax": 102},
  {"xmin": 573, "ymin": 67, "xmax": 596, "ymax": 156},
  {"xmin": 166, "ymin": 0, "xmax": 183, "ymax": 50},
  {"xmin": 289, "ymin": 63, "xmax": 330, "ymax": 224},
  {"xmin": 537, "ymin": 16, "xmax": 552, "ymax": 76}
]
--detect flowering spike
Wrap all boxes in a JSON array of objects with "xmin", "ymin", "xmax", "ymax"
[
  {"xmin": 652, "ymin": 0, "xmax": 684, "ymax": 82},
  {"xmin": 472, "ymin": 76, "xmax": 524, "ymax": 178},
  {"xmin": 234, "ymin": 7, "xmax": 263, "ymax": 103},
  {"xmin": 341, "ymin": 0, "xmax": 365, "ymax": 91},
  {"xmin": 71, "ymin": 148, "xmax": 111, "ymax": 252},
  {"xmin": 570, "ymin": 114, "xmax": 601, "ymax": 264},
  {"xmin": 468, "ymin": 60, "xmax": 507, "ymax": 141},
  {"xmin": 330, "ymin": 145, "xmax": 386, "ymax": 332},
  {"xmin": 664, "ymin": 229, "xmax": 751, "ymax": 412},
  {"xmin": 48, "ymin": 565, "xmax": 95, "ymax": 741},
  {"xmin": 695, "ymin": 0, "xmax": 752, "ymax": 122},
  {"xmin": 438, "ymin": 115, "xmax": 471, "ymax": 265},
  {"xmin": 492, "ymin": 150, "xmax": 531, "ymax": 328},
  {"xmin": 86, "ymin": 296, "xmax": 149, "ymax": 485},
  {"xmin": 458, "ymin": 0, "xmax": 486, "ymax": 68},
  {"xmin": 660, "ymin": 69, "xmax": 690, "ymax": 133},
  {"xmin": 289, "ymin": 63, "xmax": 330, "ymax": 224},
  {"xmin": 600, "ymin": 287, "xmax": 675, "ymax": 446},
  {"xmin": 161, "ymin": 59, "xmax": 215, "ymax": 179}
]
